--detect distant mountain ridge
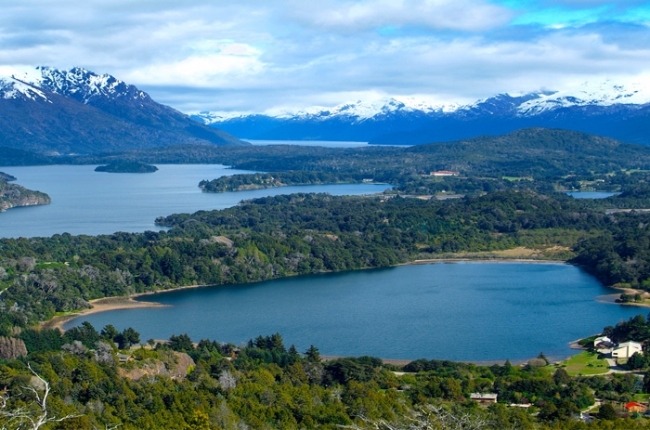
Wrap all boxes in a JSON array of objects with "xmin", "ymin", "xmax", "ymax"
[
  {"xmin": 0, "ymin": 66, "xmax": 246, "ymax": 155},
  {"xmin": 191, "ymin": 81, "xmax": 650, "ymax": 145}
]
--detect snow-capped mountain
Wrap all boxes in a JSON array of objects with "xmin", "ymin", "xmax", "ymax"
[
  {"xmin": 0, "ymin": 66, "xmax": 245, "ymax": 155},
  {"xmin": 8, "ymin": 66, "xmax": 147, "ymax": 104},
  {"xmin": 191, "ymin": 81, "xmax": 650, "ymax": 145},
  {"xmin": 0, "ymin": 76, "xmax": 50, "ymax": 102}
]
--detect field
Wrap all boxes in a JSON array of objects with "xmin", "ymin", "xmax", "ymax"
[{"xmin": 559, "ymin": 351, "xmax": 609, "ymax": 376}]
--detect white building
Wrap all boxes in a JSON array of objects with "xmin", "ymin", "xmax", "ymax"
[
  {"xmin": 593, "ymin": 336, "xmax": 614, "ymax": 349},
  {"xmin": 612, "ymin": 341, "xmax": 643, "ymax": 359}
]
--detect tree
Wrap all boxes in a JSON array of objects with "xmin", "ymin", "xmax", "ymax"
[
  {"xmin": 305, "ymin": 345, "xmax": 321, "ymax": 363},
  {"xmin": 553, "ymin": 368, "xmax": 571, "ymax": 385},
  {"xmin": 169, "ymin": 333, "xmax": 194, "ymax": 352},
  {"xmin": 0, "ymin": 363, "xmax": 81, "ymax": 429},
  {"xmin": 627, "ymin": 352, "xmax": 646, "ymax": 370},
  {"xmin": 598, "ymin": 403, "xmax": 618, "ymax": 420},
  {"xmin": 100, "ymin": 324, "xmax": 119, "ymax": 342},
  {"xmin": 115, "ymin": 327, "xmax": 140, "ymax": 349}
]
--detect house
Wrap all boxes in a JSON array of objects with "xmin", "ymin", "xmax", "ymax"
[
  {"xmin": 594, "ymin": 336, "xmax": 614, "ymax": 349},
  {"xmin": 612, "ymin": 341, "xmax": 643, "ymax": 359},
  {"xmin": 625, "ymin": 402, "xmax": 647, "ymax": 413},
  {"xmin": 431, "ymin": 170, "xmax": 460, "ymax": 177},
  {"xmin": 116, "ymin": 353, "xmax": 132, "ymax": 363},
  {"xmin": 470, "ymin": 393, "xmax": 498, "ymax": 404}
]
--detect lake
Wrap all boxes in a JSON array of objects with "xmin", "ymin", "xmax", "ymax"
[
  {"xmin": 567, "ymin": 191, "xmax": 620, "ymax": 199},
  {"xmin": 0, "ymin": 165, "xmax": 390, "ymax": 238},
  {"xmin": 64, "ymin": 262, "xmax": 640, "ymax": 362}
]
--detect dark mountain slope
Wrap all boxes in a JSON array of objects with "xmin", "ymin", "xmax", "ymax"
[{"xmin": 0, "ymin": 67, "xmax": 246, "ymax": 155}]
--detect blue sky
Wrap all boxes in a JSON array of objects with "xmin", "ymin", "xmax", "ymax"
[{"xmin": 0, "ymin": 0, "xmax": 648, "ymax": 112}]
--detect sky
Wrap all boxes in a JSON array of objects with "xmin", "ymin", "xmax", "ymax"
[{"xmin": 0, "ymin": 0, "xmax": 649, "ymax": 113}]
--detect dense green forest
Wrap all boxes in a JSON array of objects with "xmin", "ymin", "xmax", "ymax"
[{"xmin": 2, "ymin": 320, "xmax": 650, "ymax": 429}]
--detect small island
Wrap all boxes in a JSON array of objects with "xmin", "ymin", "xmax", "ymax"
[{"xmin": 95, "ymin": 161, "xmax": 158, "ymax": 173}]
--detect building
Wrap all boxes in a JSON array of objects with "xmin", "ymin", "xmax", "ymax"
[
  {"xmin": 593, "ymin": 336, "xmax": 614, "ymax": 349},
  {"xmin": 625, "ymin": 402, "xmax": 647, "ymax": 414},
  {"xmin": 431, "ymin": 170, "xmax": 460, "ymax": 177},
  {"xmin": 612, "ymin": 341, "xmax": 643, "ymax": 359},
  {"xmin": 470, "ymin": 393, "xmax": 498, "ymax": 404}
]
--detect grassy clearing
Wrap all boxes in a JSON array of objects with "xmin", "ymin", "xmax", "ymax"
[
  {"xmin": 559, "ymin": 351, "xmax": 609, "ymax": 376},
  {"xmin": 432, "ymin": 246, "xmax": 574, "ymax": 261}
]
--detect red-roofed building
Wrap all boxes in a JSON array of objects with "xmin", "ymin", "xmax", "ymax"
[{"xmin": 625, "ymin": 402, "xmax": 647, "ymax": 413}]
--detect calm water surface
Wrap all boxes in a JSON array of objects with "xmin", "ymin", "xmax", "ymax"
[
  {"xmin": 65, "ymin": 262, "xmax": 640, "ymax": 362},
  {"xmin": 247, "ymin": 139, "xmax": 409, "ymax": 148},
  {"xmin": 567, "ymin": 191, "xmax": 620, "ymax": 199},
  {"xmin": 0, "ymin": 164, "xmax": 390, "ymax": 238}
]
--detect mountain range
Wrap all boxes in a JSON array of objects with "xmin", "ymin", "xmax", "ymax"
[
  {"xmin": 191, "ymin": 81, "xmax": 650, "ymax": 145},
  {"xmin": 0, "ymin": 67, "xmax": 246, "ymax": 155}
]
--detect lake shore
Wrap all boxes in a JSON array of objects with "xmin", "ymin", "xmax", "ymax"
[
  {"xmin": 41, "ymin": 296, "xmax": 170, "ymax": 331},
  {"xmin": 597, "ymin": 286, "xmax": 650, "ymax": 309}
]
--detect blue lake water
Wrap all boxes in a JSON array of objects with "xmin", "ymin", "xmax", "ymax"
[
  {"xmin": 248, "ymin": 139, "xmax": 369, "ymax": 148},
  {"xmin": 247, "ymin": 139, "xmax": 408, "ymax": 148},
  {"xmin": 0, "ymin": 165, "xmax": 390, "ymax": 238},
  {"xmin": 65, "ymin": 262, "xmax": 640, "ymax": 362},
  {"xmin": 567, "ymin": 191, "xmax": 619, "ymax": 199}
]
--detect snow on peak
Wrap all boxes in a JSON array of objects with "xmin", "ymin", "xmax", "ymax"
[
  {"xmin": 190, "ymin": 110, "xmax": 256, "ymax": 124},
  {"xmin": 264, "ymin": 97, "xmax": 456, "ymax": 121},
  {"xmin": 0, "ymin": 76, "xmax": 49, "ymax": 102},
  {"xmin": 518, "ymin": 80, "xmax": 650, "ymax": 115},
  {"xmin": 2, "ymin": 66, "xmax": 149, "ymax": 104}
]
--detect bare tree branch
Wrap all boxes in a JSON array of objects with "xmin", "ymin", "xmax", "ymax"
[{"xmin": 0, "ymin": 363, "xmax": 81, "ymax": 430}]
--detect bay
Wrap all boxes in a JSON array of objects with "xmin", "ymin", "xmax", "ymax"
[
  {"xmin": 64, "ymin": 262, "xmax": 640, "ymax": 362},
  {"xmin": 0, "ymin": 164, "xmax": 390, "ymax": 238}
]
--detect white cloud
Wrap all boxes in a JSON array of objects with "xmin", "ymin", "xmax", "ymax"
[
  {"xmin": 0, "ymin": 1, "xmax": 647, "ymax": 112},
  {"xmin": 288, "ymin": 0, "xmax": 513, "ymax": 31}
]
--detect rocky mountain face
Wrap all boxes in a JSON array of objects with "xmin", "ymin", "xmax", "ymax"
[
  {"xmin": 192, "ymin": 81, "xmax": 650, "ymax": 145},
  {"xmin": 0, "ymin": 67, "xmax": 247, "ymax": 155}
]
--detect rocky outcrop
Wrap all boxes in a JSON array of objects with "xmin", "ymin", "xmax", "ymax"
[
  {"xmin": 0, "ymin": 181, "xmax": 50, "ymax": 212},
  {"xmin": 118, "ymin": 351, "xmax": 195, "ymax": 381},
  {"xmin": 0, "ymin": 337, "xmax": 28, "ymax": 359}
]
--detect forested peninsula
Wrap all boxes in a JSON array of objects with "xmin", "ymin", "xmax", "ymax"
[{"xmin": 0, "ymin": 180, "xmax": 50, "ymax": 212}]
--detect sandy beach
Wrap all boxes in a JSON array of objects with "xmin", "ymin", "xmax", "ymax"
[{"xmin": 41, "ymin": 296, "xmax": 170, "ymax": 331}]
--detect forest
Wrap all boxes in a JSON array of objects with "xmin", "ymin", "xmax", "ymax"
[{"xmin": 3, "ymin": 319, "xmax": 650, "ymax": 429}]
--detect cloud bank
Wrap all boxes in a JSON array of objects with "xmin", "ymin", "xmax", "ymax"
[{"xmin": 0, "ymin": 0, "xmax": 648, "ymax": 112}]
